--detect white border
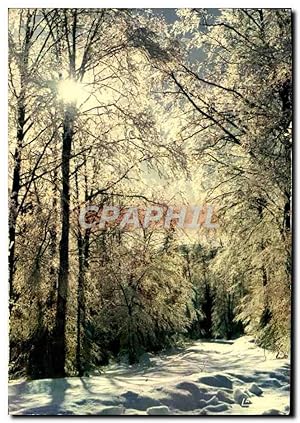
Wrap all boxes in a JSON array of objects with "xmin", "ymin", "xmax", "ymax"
[
  {"xmin": 1, "ymin": 2, "xmax": 298, "ymax": 422},
  {"xmin": 2, "ymin": 1, "xmax": 298, "ymax": 7}
]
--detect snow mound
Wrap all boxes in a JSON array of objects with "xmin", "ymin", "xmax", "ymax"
[
  {"xmin": 204, "ymin": 403, "xmax": 229, "ymax": 413},
  {"xmin": 216, "ymin": 390, "xmax": 235, "ymax": 404},
  {"xmin": 199, "ymin": 374, "xmax": 233, "ymax": 389},
  {"xmin": 147, "ymin": 405, "xmax": 170, "ymax": 415},
  {"xmin": 121, "ymin": 391, "xmax": 161, "ymax": 410},
  {"xmin": 233, "ymin": 388, "xmax": 251, "ymax": 405},
  {"xmin": 249, "ymin": 383, "xmax": 263, "ymax": 396},
  {"xmin": 98, "ymin": 406, "xmax": 124, "ymax": 415},
  {"xmin": 262, "ymin": 409, "xmax": 282, "ymax": 415}
]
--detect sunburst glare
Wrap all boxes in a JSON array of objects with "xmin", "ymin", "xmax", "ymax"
[{"xmin": 57, "ymin": 78, "xmax": 87, "ymax": 105}]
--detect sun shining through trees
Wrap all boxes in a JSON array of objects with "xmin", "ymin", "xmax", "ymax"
[
  {"xmin": 8, "ymin": 8, "xmax": 291, "ymax": 416},
  {"xmin": 57, "ymin": 78, "xmax": 87, "ymax": 105}
]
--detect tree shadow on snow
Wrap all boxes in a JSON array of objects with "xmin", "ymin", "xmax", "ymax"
[{"xmin": 10, "ymin": 378, "xmax": 72, "ymax": 415}]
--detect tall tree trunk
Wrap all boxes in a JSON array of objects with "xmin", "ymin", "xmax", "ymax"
[
  {"xmin": 256, "ymin": 197, "xmax": 272, "ymax": 328},
  {"xmin": 40, "ymin": 134, "xmax": 59, "ymax": 377},
  {"xmin": 52, "ymin": 104, "xmax": 75, "ymax": 377},
  {"xmin": 76, "ymin": 233, "xmax": 88, "ymax": 376},
  {"xmin": 9, "ymin": 13, "xmax": 31, "ymax": 309},
  {"xmin": 9, "ymin": 96, "xmax": 25, "ymax": 309},
  {"xmin": 49, "ymin": 136, "xmax": 59, "ymax": 305},
  {"xmin": 74, "ymin": 157, "xmax": 90, "ymax": 376},
  {"xmin": 9, "ymin": 15, "xmax": 32, "ymax": 383}
]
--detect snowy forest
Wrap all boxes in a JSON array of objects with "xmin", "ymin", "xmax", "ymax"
[{"xmin": 8, "ymin": 8, "xmax": 292, "ymax": 415}]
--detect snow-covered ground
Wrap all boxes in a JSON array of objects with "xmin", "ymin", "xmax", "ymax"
[{"xmin": 9, "ymin": 336, "xmax": 290, "ymax": 415}]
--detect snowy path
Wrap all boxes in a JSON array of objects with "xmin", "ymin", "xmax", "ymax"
[{"xmin": 9, "ymin": 337, "xmax": 290, "ymax": 415}]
